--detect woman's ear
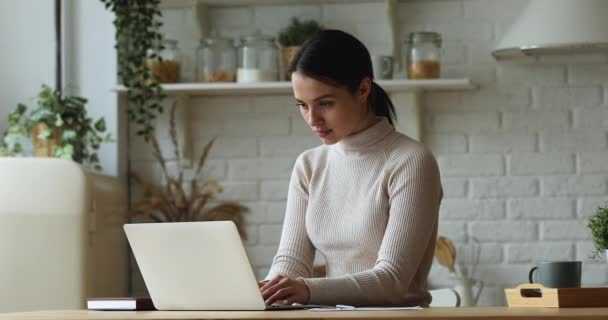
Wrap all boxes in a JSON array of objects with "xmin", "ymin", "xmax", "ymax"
[{"xmin": 358, "ymin": 77, "xmax": 372, "ymax": 105}]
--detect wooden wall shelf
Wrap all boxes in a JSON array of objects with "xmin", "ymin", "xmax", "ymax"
[{"xmin": 115, "ymin": 79, "xmax": 475, "ymax": 96}]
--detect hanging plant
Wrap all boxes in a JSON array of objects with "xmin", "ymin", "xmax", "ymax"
[{"xmin": 101, "ymin": 0, "xmax": 166, "ymax": 140}]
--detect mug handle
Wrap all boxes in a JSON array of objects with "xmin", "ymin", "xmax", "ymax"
[
  {"xmin": 382, "ymin": 57, "xmax": 392, "ymax": 78},
  {"xmin": 528, "ymin": 266, "xmax": 538, "ymax": 283}
]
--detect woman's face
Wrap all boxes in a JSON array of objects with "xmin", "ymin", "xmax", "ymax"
[{"xmin": 292, "ymin": 72, "xmax": 374, "ymax": 144}]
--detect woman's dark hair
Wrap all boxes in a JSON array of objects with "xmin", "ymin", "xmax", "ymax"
[{"xmin": 289, "ymin": 29, "xmax": 397, "ymax": 126}]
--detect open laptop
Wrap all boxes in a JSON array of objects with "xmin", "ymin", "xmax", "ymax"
[{"xmin": 124, "ymin": 221, "xmax": 320, "ymax": 311}]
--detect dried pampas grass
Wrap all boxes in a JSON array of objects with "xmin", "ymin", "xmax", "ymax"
[{"xmin": 129, "ymin": 101, "xmax": 248, "ymax": 239}]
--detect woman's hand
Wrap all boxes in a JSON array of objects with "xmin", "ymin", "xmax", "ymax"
[{"xmin": 259, "ymin": 275, "xmax": 310, "ymax": 305}]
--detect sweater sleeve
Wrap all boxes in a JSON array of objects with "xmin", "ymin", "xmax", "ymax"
[
  {"xmin": 265, "ymin": 155, "xmax": 316, "ymax": 280},
  {"xmin": 303, "ymin": 147, "xmax": 442, "ymax": 306}
]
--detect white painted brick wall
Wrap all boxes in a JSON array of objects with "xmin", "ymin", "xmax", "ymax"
[
  {"xmin": 243, "ymin": 202, "xmax": 269, "ymax": 224},
  {"xmin": 469, "ymin": 134, "xmax": 536, "ymax": 153},
  {"xmin": 227, "ymin": 158, "xmax": 294, "ymax": 180},
  {"xmin": 509, "ymin": 153, "xmax": 574, "ymax": 176},
  {"xmin": 498, "ymin": 65, "xmax": 567, "ymax": 85},
  {"xmin": 260, "ymin": 137, "xmax": 320, "ymax": 157},
  {"xmin": 470, "ymin": 221, "xmax": 537, "ymax": 241},
  {"xmin": 541, "ymin": 175, "xmax": 606, "ymax": 196},
  {"xmin": 464, "ymin": 0, "xmax": 529, "ymax": 21},
  {"xmin": 440, "ymin": 178, "xmax": 468, "ymax": 198},
  {"xmin": 507, "ymin": 198, "xmax": 575, "ymax": 219},
  {"xmin": 440, "ymin": 199, "xmax": 505, "ymax": 220},
  {"xmin": 266, "ymin": 202, "xmax": 288, "ymax": 223},
  {"xmin": 438, "ymin": 221, "xmax": 467, "ymax": 242},
  {"xmin": 534, "ymin": 86, "xmax": 602, "ymax": 109},
  {"xmin": 568, "ymin": 64, "xmax": 608, "ymax": 85},
  {"xmin": 260, "ymin": 180, "xmax": 289, "ymax": 201},
  {"xmin": 224, "ymin": 116, "xmax": 290, "ymax": 137},
  {"xmin": 503, "ymin": 110, "xmax": 569, "ymax": 131},
  {"xmin": 427, "ymin": 134, "xmax": 468, "ymax": 153},
  {"xmin": 574, "ymin": 107, "xmax": 608, "ymax": 128},
  {"xmin": 471, "ymin": 177, "xmax": 538, "ymax": 198},
  {"xmin": 506, "ymin": 243, "xmax": 574, "ymax": 263},
  {"xmin": 437, "ymin": 154, "xmax": 504, "ymax": 176},
  {"xmin": 259, "ymin": 224, "xmax": 284, "ymax": 245},
  {"xmin": 431, "ymin": 112, "xmax": 500, "ymax": 133},
  {"xmin": 540, "ymin": 130, "xmax": 607, "ymax": 152},
  {"xmin": 461, "ymin": 87, "xmax": 531, "ymax": 111},
  {"xmin": 201, "ymin": 137, "xmax": 258, "ymax": 158},
  {"xmin": 541, "ymin": 221, "xmax": 592, "ymax": 241},
  {"xmin": 578, "ymin": 152, "xmax": 608, "ymax": 174},
  {"xmin": 216, "ymin": 182, "xmax": 258, "ymax": 201},
  {"xmin": 577, "ymin": 197, "xmax": 608, "ymax": 218},
  {"xmin": 128, "ymin": 0, "xmax": 608, "ymax": 303},
  {"xmin": 456, "ymin": 243, "xmax": 504, "ymax": 265}
]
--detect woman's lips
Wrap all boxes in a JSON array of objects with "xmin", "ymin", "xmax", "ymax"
[{"xmin": 315, "ymin": 129, "xmax": 332, "ymax": 138}]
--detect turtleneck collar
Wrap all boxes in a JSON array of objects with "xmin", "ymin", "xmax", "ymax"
[{"xmin": 333, "ymin": 117, "xmax": 394, "ymax": 155}]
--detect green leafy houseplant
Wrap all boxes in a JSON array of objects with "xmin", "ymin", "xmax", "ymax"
[
  {"xmin": 0, "ymin": 85, "xmax": 111, "ymax": 170},
  {"xmin": 278, "ymin": 17, "xmax": 323, "ymax": 47},
  {"xmin": 101, "ymin": 0, "xmax": 166, "ymax": 139},
  {"xmin": 278, "ymin": 18, "xmax": 323, "ymax": 81},
  {"xmin": 588, "ymin": 204, "xmax": 608, "ymax": 261}
]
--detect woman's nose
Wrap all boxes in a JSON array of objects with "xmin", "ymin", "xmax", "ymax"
[{"xmin": 307, "ymin": 110, "xmax": 322, "ymax": 126}]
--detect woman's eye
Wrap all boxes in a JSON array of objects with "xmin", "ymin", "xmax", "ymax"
[
  {"xmin": 297, "ymin": 103, "xmax": 308, "ymax": 110},
  {"xmin": 319, "ymin": 101, "xmax": 334, "ymax": 107}
]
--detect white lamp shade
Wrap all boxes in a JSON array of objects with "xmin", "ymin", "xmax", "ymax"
[{"xmin": 493, "ymin": 0, "xmax": 608, "ymax": 59}]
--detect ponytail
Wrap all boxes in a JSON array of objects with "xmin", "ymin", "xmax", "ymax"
[{"xmin": 369, "ymin": 82, "xmax": 397, "ymax": 127}]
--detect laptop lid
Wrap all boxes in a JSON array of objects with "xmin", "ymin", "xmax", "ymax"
[{"xmin": 124, "ymin": 221, "xmax": 266, "ymax": 311}]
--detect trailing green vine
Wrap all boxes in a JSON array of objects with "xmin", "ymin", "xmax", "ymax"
[{"xmin": 101, "ymin": 0, "xmax": 166, "ymax": 140}]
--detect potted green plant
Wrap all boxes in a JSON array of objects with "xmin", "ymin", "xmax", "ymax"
[
  {"xmin": 0, "ymin": 84, "xmax": 111, "ymax": 171},
  {"xmin": 587, "ymin": 204, "xmax": 608, "ymax": 263},
  {"xmin": 278, "ymin": 17, "xmax": 323, "ymax": 80}
]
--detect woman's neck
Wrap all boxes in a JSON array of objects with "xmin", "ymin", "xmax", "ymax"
[{"xmin": 349, "ymin": 114, "xmax": 381, "ymax": 137}]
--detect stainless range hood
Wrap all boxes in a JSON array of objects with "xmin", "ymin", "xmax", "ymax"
[{"xmin": 492, "ymin": 0, "xmax": 608, "ymax": 60}]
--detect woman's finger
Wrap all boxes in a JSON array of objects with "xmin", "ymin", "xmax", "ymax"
[
  {"xmin": 260, "ymin": 275, "xmax": 282, "ymax": 292},
  {"xmin": 261, "ymin": 277, "xmax": 290, "ymax": 300},
  {"xmin": 257, "ymin": 280, "xmax": 269, "ymax": 288},
  {"xmin": 265, "ymin": 288, "xmax": 292, "ymax": 305}
]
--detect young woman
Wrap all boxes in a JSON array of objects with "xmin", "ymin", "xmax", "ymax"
[{"xmin": 259, "ymin": 30, "xmax": 443, "ymax": 307}]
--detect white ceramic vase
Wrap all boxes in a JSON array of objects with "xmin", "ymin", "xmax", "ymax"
[{"xmin": 451, "ymin": 275, "xmax": 484, "ymax": 307}]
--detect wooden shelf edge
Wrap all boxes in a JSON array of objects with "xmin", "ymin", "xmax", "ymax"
[{"xmin": 114, "ymin": 79, "xmax": 475, "ymax": 96}]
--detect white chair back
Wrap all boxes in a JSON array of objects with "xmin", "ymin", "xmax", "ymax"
[
  {"xmin": 429, "ymin": 288, "xmax": 461, "ymax": 307},
  {"xmin": 0, "ymin": 158, "xmax": 127, "ymax": 312}
]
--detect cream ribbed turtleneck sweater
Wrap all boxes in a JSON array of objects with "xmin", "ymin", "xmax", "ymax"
[{"xmin": 266, "ymin": 117, "xmax": 442, "ymax": 307}]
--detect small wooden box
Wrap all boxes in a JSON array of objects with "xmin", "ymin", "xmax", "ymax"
[{"xmin": 506, "ymin": 284, "xmax": 608, "ymax": 308}]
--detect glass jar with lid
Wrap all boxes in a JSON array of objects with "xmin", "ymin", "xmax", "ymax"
[
  {"xmin": 146, "ymin": 39, "xmax": 182, "ymax": 83},
  {"xmin": 237, "ymin": 33, "xmax": 279, "ymax": 83},
  {"xmin": 196, "ymin": 36, "xmax": 237, "ymax": 82},
  {"xmin": 404, "ymin": 31, "xmax": 442, "ymax": 79}
]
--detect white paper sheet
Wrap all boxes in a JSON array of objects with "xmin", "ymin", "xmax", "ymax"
[{"xmin": 308, "ymin": 304, "xmax": 423, "ymax": 312}]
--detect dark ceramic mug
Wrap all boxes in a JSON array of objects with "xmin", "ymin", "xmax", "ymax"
[{"xmin": 529, "ymin": 261, "xmax": 582, "ymax": 288}]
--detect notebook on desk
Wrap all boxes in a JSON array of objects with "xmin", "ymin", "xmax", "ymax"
[{"xmin": 124, "ymin": 221, "xmax": 322, "ymax": 311}]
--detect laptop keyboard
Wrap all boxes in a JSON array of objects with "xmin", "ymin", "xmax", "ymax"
[
  {"xmin": 265, "ymin": 304, "xmax": 327, "ymax": 311},
  {"xmin": 265, "ymin": 304, "xmax": 307, "ymax": 310}
]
